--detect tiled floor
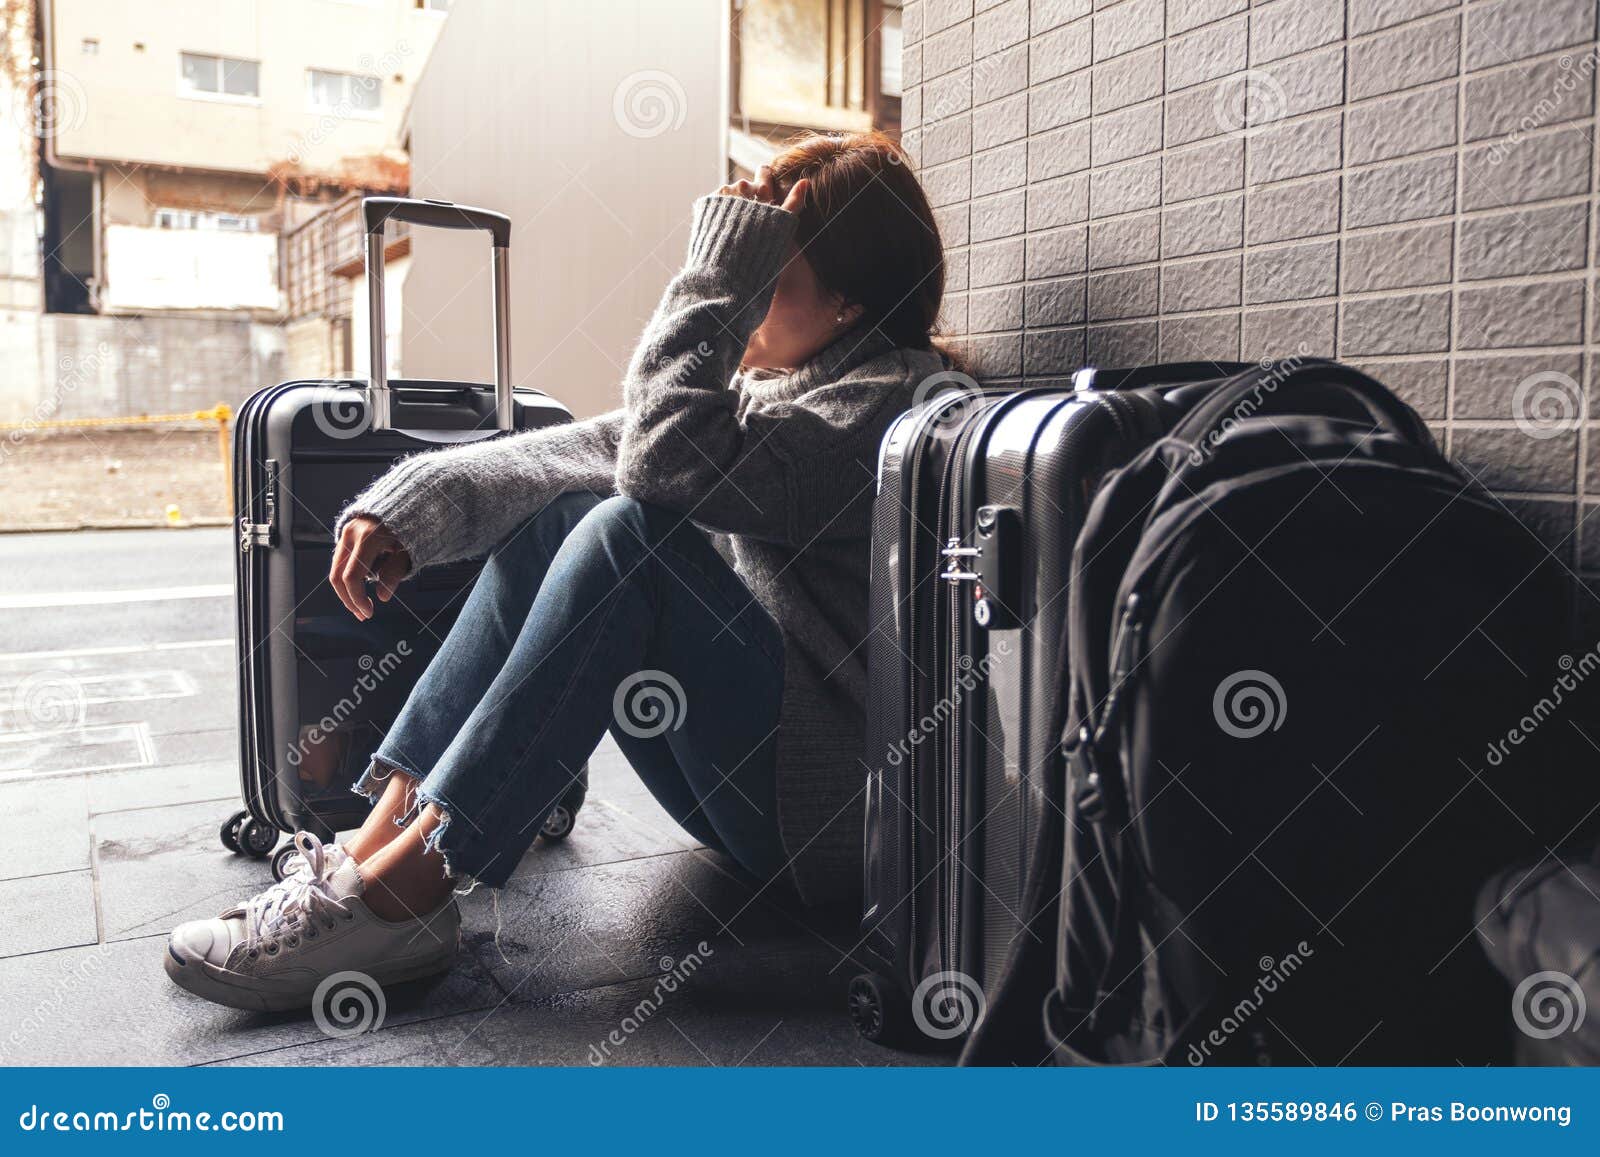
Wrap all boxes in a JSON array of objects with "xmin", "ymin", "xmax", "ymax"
[{"xmin": 0, "ymin": 530, "xmax": 939, "ymax": 1067}]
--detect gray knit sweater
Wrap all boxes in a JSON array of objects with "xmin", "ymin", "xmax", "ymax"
[{"xmin": 338, "ymin": 193, "xmax": 943, "ymax": 904}]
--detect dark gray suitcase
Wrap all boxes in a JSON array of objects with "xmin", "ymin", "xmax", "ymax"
[
  {"xmin": 850, "ymin": 371, "xmax": 1226, "ymax": 1046},
  {"xmin": 850, "ymin": 363, "xmax": 1246, "ymax": 1047},
  {"xmin": 223, "ymin": 197, "xmax": 586, "ymax": 878}
]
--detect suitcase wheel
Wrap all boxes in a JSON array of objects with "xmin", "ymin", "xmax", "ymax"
[
  {"xmin": 221, "ymin": 810, "xmax": 280, "ymax": 860},
  {"xmin": 848, "ymin": 972, "xmax": 913, "ymax": 1047},
  {"xmin": 539, "ymin": 784, "xmax": 586, "ymax": 842},
  {"xmin": 240, "ymin": 817, "xmax": 280, "ymax": 858},
  {"xmin": 219, "ymin": 811, "xmax": 247, "ymax": 854},
  {"xmin": 539, "ymin": 802, "xmax": 577, "ymax": 842}
]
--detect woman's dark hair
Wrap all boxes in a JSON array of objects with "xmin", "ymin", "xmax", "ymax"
[{"xmin": 768, "ymin": 131, "xmax": 946, "ymax": 351}]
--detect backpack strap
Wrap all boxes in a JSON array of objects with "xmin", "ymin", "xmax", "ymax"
[
  {"xmin": 1170, "ymin": 358, "xmax": 1432, "ymax": 451},
  {"xmin": 1073, "ymin": 361, "xmax": 1252, "ymax": 392}
]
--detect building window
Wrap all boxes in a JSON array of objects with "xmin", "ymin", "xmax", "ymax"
[
  {"xmin": 880, "ymin": 1, "xmax": 902, "ymax": 98},
  {"xmin": 81, "ymin": 37, "xmax": 99, "ymax": 55},
  {"xmin": 417, "ymin": 0, "xmax": 451, "ymax": 11},
  {"xmin": 179, "ymin": 52, "xmax": 260, "ymax": 100},
  {"xmin": 155, "ymin": 209, "xmax": 260, "ymax": 233},
  {"xmin": 307, "ymin": 68, "xmax": 383, "ymax": 115},
  {"xmin": 732, "ymin": 0, "xmax": 896, "ymax": 134}
]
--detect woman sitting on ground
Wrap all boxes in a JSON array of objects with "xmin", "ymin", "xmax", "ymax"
[{"xmin": 164, "ymin": 131, "xmax": 950, "ymax": 1009}]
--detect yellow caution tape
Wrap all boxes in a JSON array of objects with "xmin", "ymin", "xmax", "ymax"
[{"xmin": 0, "ymin": 404, "xmax": 232, "ymax": 432}]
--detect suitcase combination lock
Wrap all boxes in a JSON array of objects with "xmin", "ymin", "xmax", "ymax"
[
  {"xmin": 941, "ymin": 504, "xmax": 1022, "ymax": 629},
  {"xmin": 238, "ymin": 459, "xmax": 280, "ymax": 553}
]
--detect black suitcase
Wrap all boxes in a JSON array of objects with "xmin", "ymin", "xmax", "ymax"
[
  {"xmin": 222, "ymin": 197, "xmax": 586, "ymax": 879},
  {"xmin": 849, "ymin": 363, "xmax": 1241, "ymax": 1046}
]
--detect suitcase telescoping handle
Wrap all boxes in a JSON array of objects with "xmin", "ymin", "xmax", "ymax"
[{"xmin": 362, "ymin": 196, "xmax": 514, "ymax": 432}]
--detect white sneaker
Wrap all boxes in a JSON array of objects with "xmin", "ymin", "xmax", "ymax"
[{"xmin": 164, "ymin": 832, "xmax": 460, "ymax": 1012}]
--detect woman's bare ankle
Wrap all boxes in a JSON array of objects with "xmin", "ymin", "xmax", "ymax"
[
  {"xmin": 345, "ymin": 769, "xmax": 421, "ymax": 863},
  {"xmin": 355, "ymin": 804, "xmax": 457, "ymax": 922},
  {"xmin": 357, "ymin": 857, "xmax": 455, "ymax": 922}
]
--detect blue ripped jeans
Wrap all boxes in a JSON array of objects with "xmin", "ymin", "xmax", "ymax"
[{"xmin": 354, "ymin": 492, "xmax": 788, "ymax": 889}]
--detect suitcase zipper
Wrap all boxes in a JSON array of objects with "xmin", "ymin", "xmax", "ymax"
[
  {"xmin": 900, "ymin": 403, "xmax": 958, "ymax": 978},
  {"xmin": 897, "ymin": 394, "xmax": 984, "ymax": 986},
  {"xmin": 941, "ymin": 412, "xmax": 990, "ymax": 988},
  {"xmin": 940, "ymin": 432, "xmax": 966, "ymax": 985}
]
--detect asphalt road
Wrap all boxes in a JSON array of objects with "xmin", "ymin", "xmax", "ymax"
[
  {"xmin": 0, "ymin": 528, "xmax": 237, "ymax": 781},
  {"xmin": 0, "ymin": 527, "xmax": 233, "ymax": 654}
]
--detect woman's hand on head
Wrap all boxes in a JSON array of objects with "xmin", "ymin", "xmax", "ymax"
[
  {"xmin": 329, "ymin": 515, "xmax": 411, "ymax": 621},
  {"xmin": 717, "ymin": 166, "xmax": 809, "ymax": 215}
]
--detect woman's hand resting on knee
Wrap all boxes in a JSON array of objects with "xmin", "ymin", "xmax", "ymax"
[{"xmin": 330, "ymin": 516, "xmax": 411, "ymax": 621}]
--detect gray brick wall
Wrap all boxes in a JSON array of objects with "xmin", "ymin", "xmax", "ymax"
[{"xmin": 901, "ymin": 0, "xmax": 1600, "ymax": 625}]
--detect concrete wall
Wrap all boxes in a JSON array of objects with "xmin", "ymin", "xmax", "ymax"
[
  {"xmin": 0, "ymin": 313, "xmax": 284, "ymax": 424},
  {"xmin": 901, "ymin": 0, "xmax": 1600, "ymax": 617},
  {"xmin": 401, "ymin": 0, "xmax": 726, "ymax": 419},
  {"xmin": 284, "ymin": 315, "xmax": 344, "ymax": 383}
]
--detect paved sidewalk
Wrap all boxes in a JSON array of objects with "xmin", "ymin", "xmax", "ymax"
[{"xmin": 0, "ymin": 529, "xmax": 939, "ymax": 1067}]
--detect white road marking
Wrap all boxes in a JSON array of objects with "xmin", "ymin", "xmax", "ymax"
[
  {"xmin": 0, "ymin": 638, "xmax": 233, "ymax": 663},
  {"xmin": 0, "ymin": 721, "xmax": 156, "ymax": 780},
  {"xmin": 0, "ymin": 584, "xmax": 232, "ymax": 610},
  {"xmin": 0, "ymin": 669, "xmax": 198, "ymax": 714}
]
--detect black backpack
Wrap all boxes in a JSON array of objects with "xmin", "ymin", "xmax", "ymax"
[{"xmin": 963, "ymin": 359, "xmax": 1597, "ymax": 1065}]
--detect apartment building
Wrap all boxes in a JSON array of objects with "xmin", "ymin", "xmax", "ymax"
[
  {"xmin": 0, "ymin": 0, "xmax": 448, "ymax": 421},
  {"xmin": 40, "ymin": 0, "xmax": 446, "ymax": 317}
]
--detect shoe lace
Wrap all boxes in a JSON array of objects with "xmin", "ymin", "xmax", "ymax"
[
  {"xmin": 278, "ymin": 836, "xmax": 347, "ymax": 882},
  {"xmin": 242, "ymin": 832, "xmax": 352, "ymax": 952}
]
